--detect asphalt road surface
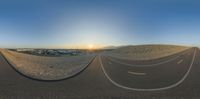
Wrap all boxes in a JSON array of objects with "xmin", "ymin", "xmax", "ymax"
[
  {"xmin": 100, "ymin": 48, "xmax": 195, "ymax": 90},
  {"xmin": 0, "ymin": 47, "xmax": 200, "ymax": 99}
]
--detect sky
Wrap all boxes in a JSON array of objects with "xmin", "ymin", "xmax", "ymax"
[{"xmin": 0, "ymin": 0, "xmax": 200, "ymax": 49}]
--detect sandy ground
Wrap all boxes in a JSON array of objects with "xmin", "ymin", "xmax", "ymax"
[
  {"xmin": 106, "ymin": 45, "xmax": 190, "ymax": 60},
  {"xmin": 1, "ymin": 49, "xmax": 95, "ymax": 80}
]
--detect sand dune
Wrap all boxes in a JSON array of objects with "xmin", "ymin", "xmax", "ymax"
[
  {"xmin": 106, "ymin": 45, "xmax": 190, "ymax": 60},
  {"xmin": 1, "ymin": 49, "xmax": 95, "ymax": 80}
]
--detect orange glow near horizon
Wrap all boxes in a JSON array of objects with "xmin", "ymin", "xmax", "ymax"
[
  {"xmin": 86, "ymin": 44, "xmax": 104, "ymax": 50},
  {"xmin": 61, "ymin": 43, "xmax": 105, "ymax": 49},
  {"xmin": 88, "ymin": 44, "xmax": 94, "ymax": 50}
]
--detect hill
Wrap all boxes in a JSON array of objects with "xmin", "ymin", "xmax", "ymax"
[{"xmin": 106, "ymin": 44, "xmax": 190, "ymax": 60}]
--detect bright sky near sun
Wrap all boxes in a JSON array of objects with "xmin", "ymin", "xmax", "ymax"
[{"xmin": 0, "ymin": 0, "xmax": 200, "ymax": 48}]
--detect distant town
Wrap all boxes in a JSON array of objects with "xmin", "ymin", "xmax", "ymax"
[
  {"xmin": 8, "ymin": 48, "xmax": 113, "ymax": 57},
  {"xmin": 9, "ymin": 48, "xmax": 94, "ymax": 57}
]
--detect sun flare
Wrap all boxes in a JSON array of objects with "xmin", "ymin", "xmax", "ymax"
[{"xmin": 88, "ymin": 44, "xmax": 94, "ymax": 49}]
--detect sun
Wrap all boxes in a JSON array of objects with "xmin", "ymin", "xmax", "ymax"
[{"xmin": 88, "ymin": 44, "xmax": 94, "ymax": 49}]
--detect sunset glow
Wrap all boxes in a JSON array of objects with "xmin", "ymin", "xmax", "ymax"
[{"xmin": 88, "ymin": 44, "xmax": 94, "ymax": 49}]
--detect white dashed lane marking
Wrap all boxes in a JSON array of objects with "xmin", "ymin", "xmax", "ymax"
[
  {"xmin": 128, "ymin": 71, "xmax": 146, "ymax": 76},
  {"xmin": 177, "ymin": 59, "xmax": 183, "ymax": 64}
]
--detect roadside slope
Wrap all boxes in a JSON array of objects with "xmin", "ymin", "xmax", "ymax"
[
  {"xmin": 1, "ymin": 49, "xmax": 95, "ymax": 80},
  {"xmin": 107, "ymin": 45, "xmax": 190, "ymax": 60}
]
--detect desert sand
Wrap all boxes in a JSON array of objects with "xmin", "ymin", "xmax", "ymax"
[
  {"xmin": 106, "ymin": 45, "xmax": 190, "ymax": 60},
  {"xmin": 1, "ymin": 49, "xmax": 95, "ymax": 80}
]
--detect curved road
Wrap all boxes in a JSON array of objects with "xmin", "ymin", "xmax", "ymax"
[
  {"xmin": 0, "ymin": 47, "xmax": 200, "ymax": 99},
  {"xmin": 100, "ymin": 48, "xmax": 196, "ymax": 90}
]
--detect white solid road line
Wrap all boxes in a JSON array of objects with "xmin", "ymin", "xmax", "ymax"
[
  {"xmin": 107, "ymin": 49, "xmax": 190, "ymax": 67},
  {"xmin": 99, "ymin": 48, "xmax": 196, "ymax": 91},
  {"xmin": 128, "ymin": 71, "xmax": 146, "ymax": 75}
]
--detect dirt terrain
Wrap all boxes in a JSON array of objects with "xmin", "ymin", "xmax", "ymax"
[
  {"xmin": 1, "ymin": 49, "xmax": 95, "ymax": 80},
  {"xmin": 107, "ymin": 45, "xmax": 190, "ymax": 60}
]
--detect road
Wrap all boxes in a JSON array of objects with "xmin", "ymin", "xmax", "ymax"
[
  {"xmin": 100, "ymin": 48, "xmax": 195, "ymax": 90},
  {"xmin": 0, "ymin": 47, "xmax": 200, "ymax": 99}
]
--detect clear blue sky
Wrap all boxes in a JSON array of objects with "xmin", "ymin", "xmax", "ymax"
[{"xmin": 0, "ymin": 0, "xmax": 200, "ymax": 48}]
